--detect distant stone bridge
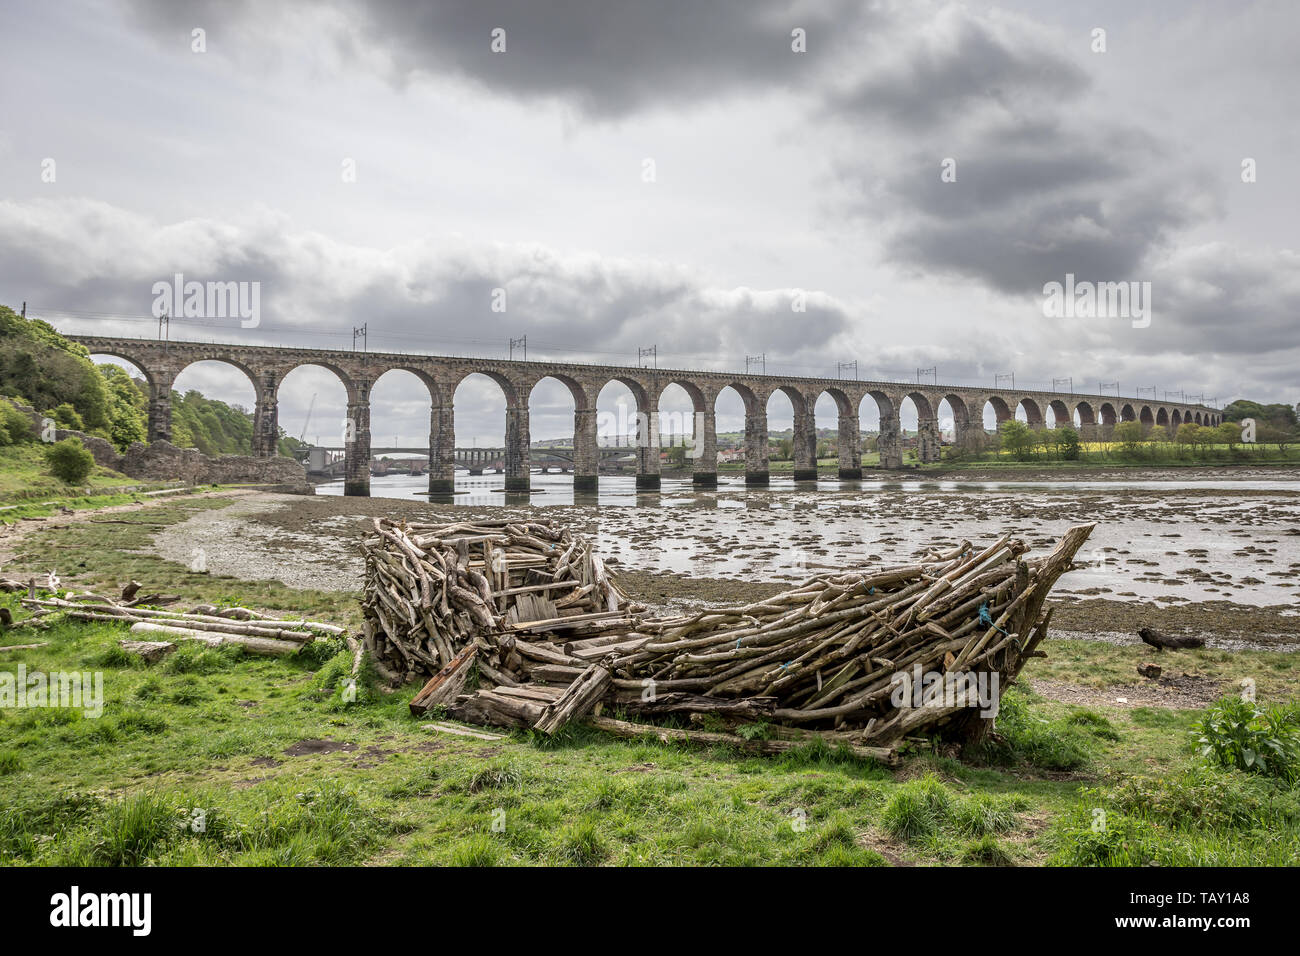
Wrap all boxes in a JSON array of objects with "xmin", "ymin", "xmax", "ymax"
[
  {"xmin": 69, "ymin": 335, "xmax": 1222, "ymax": 497},
  {"xmin": 312, "ymin": 445, "xmax": 631, "ymax": 475}
]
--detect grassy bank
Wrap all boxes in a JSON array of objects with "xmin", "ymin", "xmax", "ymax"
[
  {"xmin": 1, "ymin": 493, "xmax": 1296, "ymax": 866},
  {"xmin": 0, "ymin": 443, "xmax": 156, "ymax": 501}
]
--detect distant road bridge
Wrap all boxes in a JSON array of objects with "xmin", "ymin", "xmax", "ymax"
[
  {"xmin": 310, "ymin": 445, "xmax": 633, "ymax": 476},
  {"xmin": 69, "ymin": 335, "xmax": 1222, "ymax": 497}
]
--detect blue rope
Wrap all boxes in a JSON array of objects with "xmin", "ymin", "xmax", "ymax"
[{"xmin": 978, "ymin": 602, "xmax": 1008, "ymax": 635}]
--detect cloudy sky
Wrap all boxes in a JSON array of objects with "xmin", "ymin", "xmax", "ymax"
[{"xmin": 1, "ymin": 0, "xmax": 1296, "ymax": 446}]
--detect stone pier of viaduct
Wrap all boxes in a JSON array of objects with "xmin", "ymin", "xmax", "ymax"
[{"xmin": 69, "ymin": 336, "xmax": 1222, "ymax": 497}]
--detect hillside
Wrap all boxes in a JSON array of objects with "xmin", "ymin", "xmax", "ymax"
[{"xmin": 0, "ymin": 303, "xmax": 302, "ymax": 457}]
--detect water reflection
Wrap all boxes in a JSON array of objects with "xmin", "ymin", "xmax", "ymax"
[{"xmin": 314, "ymin": 469, "xmax": 1300, "ymax": 507}]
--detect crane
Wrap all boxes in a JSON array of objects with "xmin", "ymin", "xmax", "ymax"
[{"xmin": 298, "ymin": 392, "xmax": 317, "ymax": 443}]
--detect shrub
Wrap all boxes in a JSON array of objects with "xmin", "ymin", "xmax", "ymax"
[
  {"xmin": 46, "ymin": 402, "xmax": 85, "ymax": 430},
  {"xmin": 952, "ymin": 793, "xmax": 1018, "ymax": 837},
  {"xmin": 163, "ymin": 641, "xmax": 244, "ymax": 675},
  {"xmin": 80, "ymin": 791, "xmax": 178, "ymax": 866},
  {"xmin": 44, "ymin": 437, "xmax": 95, "ymax": 484},
  {"xmin": 295, "ymin": 635, "xmax": 348, "ymax": 669},
  {"xmin": 554, "ymin": 821, "xmax": 609, "ymax": 865},
  {"xmin": 1193, "ymin": 696, "xmax": 1300, "ymax": 782},
  {"xmin": 450, "ymin": 834, "xmax": 507, "ymax": 866},
  {"xmin": 0, "ymin": 400, "xmax": 34, "ymax": 444},
  {"xmin": 466, "ymin": 762, "xmax": 523, "ymax": 793}
]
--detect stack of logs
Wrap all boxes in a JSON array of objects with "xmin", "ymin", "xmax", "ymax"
[
  {"xmin": 367, "ymin": 518, "xmax": 1096, "ymax": 760},
  {"xmin": 360, "ymin": 518, "xmax": 633, "ymax": 687}
]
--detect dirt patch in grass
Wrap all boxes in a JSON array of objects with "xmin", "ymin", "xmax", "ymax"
[
  {"xmin": 860, "ymin": 830, "xmax": 914, "ymax": 866},
  {"xmin": 1029, "ymin": 674, "xmax": 1228, "ymax": 710},
  {"xmin": 282, "ymin": 738, "xmax": 358, "ymax": 756}
]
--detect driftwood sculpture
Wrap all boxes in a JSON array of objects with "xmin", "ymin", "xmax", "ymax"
[{"xmin": 365, "ymin": 517, "xmax": 1096, "ymax": 759}]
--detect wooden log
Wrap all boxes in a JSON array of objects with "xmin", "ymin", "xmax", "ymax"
[
  {"xmin": 127, "ymin": 621, "xmax": 300, "ymax": 655},
  {"xmin": 1138, "ymin": 627, "xmax": 1205, "ymax": 651},
  {"xmin": 22, "ymin": 599, "xmax": 322, "ymax": 642},
  {"xmin": 530, "ymin": 663, "xmax": 589, "ymax": 683},
  {"xmin": 408, "ymin": 645, "xmax": 478, "ymax": 715},
  {"xmin": 422, "ymin": 721, "xmax": 505, "ymax": 741},
  {"xmin": 494, "ymin": 684, "xmax": 566, "ymax": 703},
  {"xmin": 119, "ymin": 640, "xmax": 176, "ymax": 663},
  {"xmin": 586, "ymin": 715, "xmax": 897, "ymax": 765},
  {"xmin": 568, "ymin": 636, "xmax": 650, "ymax": 660},
  {"xmin": 616, "ymin": 692, "xmax": 778, "ymax": 720},
  {"xmin": 534, "ymin": 659, "xmax": 614, "ymax": 734},
  {"xmin": 448, "ymin": 689, "xmax": 545, "ymax": 729}
]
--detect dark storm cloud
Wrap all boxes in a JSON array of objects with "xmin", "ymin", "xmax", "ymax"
[
  {"xmin": 825, "ymin": 8, "xmax": 1089, "ymax": 130},
  {"xmin": 820, "ymin": 6, "xmax": 1228, "ymax": 307},
  {"xmin": 125, "ymin": 0, "xmax": 874, "ymax": 118}
]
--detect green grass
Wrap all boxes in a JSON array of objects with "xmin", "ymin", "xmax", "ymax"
[
  {"xmin": 3, "ymin": 600, "xmax": 1295, "ymax": 866},
  {"xmin": 1048, "ymin": 766, "xmax": 1300, "ymax": 865},
  {"xmin": 1, "ymin": 491, "xmax": 1297, "ymax": 866},
  {"xmin": 0, "ymin": 443, "xmax": 160, "ymax": 503},
  {"xmin": 931, "ymin": 442, "xmax": 1300, "ymax": 469}
]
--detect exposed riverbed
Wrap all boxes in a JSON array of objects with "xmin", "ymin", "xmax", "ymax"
[{"xmin": 156, "ymin": 470, "xmax": 1300, "ymax": 651}]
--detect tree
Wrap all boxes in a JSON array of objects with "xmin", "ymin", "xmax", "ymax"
[
  {"xmin": 1223, "ymin": 399, "xmax": 1297, "ymax": 430},
  {"xmin": 1039, "ymin": 428, "xmax": 1059, "ymax": 459},
  {"xmin": 1258, "ymin": 422, "xmax": 1295, "ymax": 455},
  {"xmin": 45, "ymin": 437, "xmax": 95, "ymax": 484},
  {"xmin": 100, "ymin": 364, "xmax": 147, "ymax": 451},
  {"xmin": 1112, "ymin": 420, "xmax": 1145, "ymax": 455},
  {"xmin": 999, "ymin": 420, "xmax": 1036, "ymax": 461},
  {"xmin": 1057, "ymin": 425, "xmax": 1081, "ymax": 461},
  {"xmin": 1215, "ymin": 421, "xmax": 1243, "ymax": 454},
  {"xmin": 1176, "ymin": 422, "xmax": 1203, "ymax": 457}
]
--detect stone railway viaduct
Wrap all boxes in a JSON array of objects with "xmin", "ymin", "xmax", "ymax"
[{"xmin": 70, "ymin": 336, "xmax": 1222, "ymax": 497}]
